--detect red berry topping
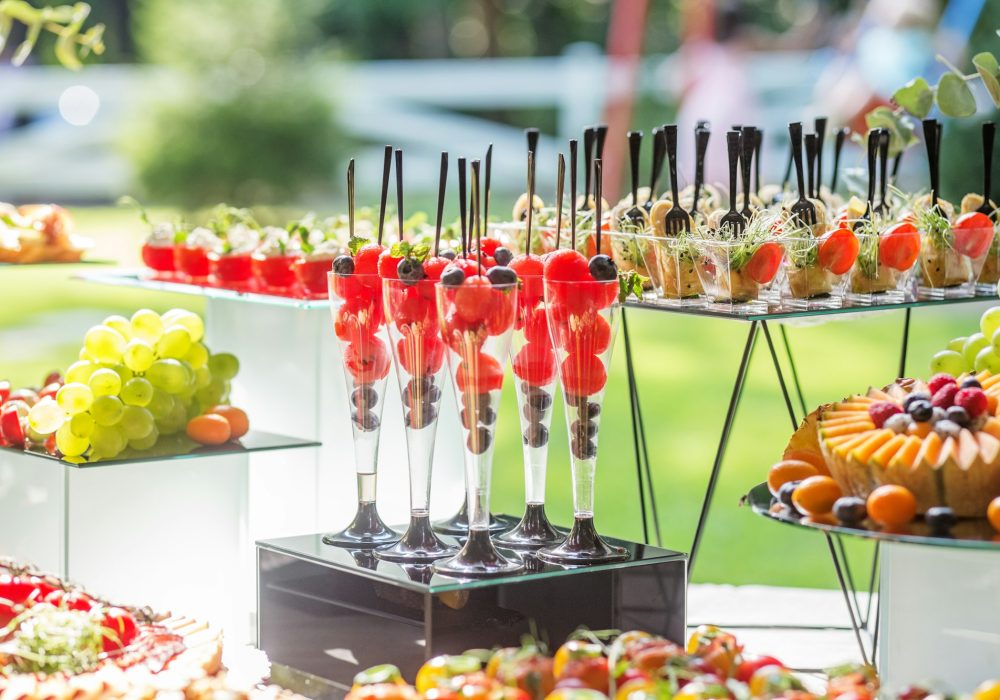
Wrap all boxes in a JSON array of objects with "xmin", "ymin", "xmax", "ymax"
[
  {"xmin": 955, "ymin": 387, "xmax": 989, "ymax": 418},
  {"xmin": 423, "ymin": 256, "xmax": 449, "ymax": 282},
  {"xmin": 511, "ymin": 253, "xmax": 545, "ymax": 305},
  {"xmin": 931, "ymin": 383, "xmax": 959, "ymax": 409},
  {"xmin": 478, "ymin": 237, "xmax": 502, "ymax": 256},
  {"xmin": 377, "ymin": 249, "xmax": 403, "ymax": 279},
  {"xmin": 454, "ymin": 276, "xmax": 495, "ymax": 324},
  {"xmin": 868, "ymin": 401, "xmax": 903, "ymax": 428},
  {"xmin": 543, "ymin": 248, "xmax": 590, "ymax": 282},
  {"xmin": 927, "ymin": 373, "xmax": 957, "ymax": 395},
  {"xmin": 353, "ymin": 243, "xmax": 385, "ymax": 276}
]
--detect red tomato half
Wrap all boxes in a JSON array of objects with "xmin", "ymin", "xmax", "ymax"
[
  {"xmin": 879, "ymin": 221, "xmax": 921, "ymax": 271},
  {"xmin": 745, "ymin": 241, "xmax": 783, "ymax": 284},
  {"xmin": 101, "ymin": 607, "xmax": 139, "ymax": 652},
  {"xmin": 736, "ymin": 656, "xmax": 784, "ymax": 682},
  {"xmin": 818, "ymin": 227, "xmax": 860, "ymax": 275},
  {"xmin": 953, "ymin": 211, "xmax": 995, "ymax": 259}
]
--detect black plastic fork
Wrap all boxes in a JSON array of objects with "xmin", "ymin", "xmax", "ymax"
[
  {"xmin": 689, "ymin": 126, "xmax": 710, "ymax": 220},
  {"xmin": 664, "ymin": 124, "xmax": 688, "ymax": 235},
  {"xmin": 645, "ymin": 127, "xmax": 666, "ymax": 213},
  {"xmin": 720, "ymin": 131, "xmax": 745, "ymax": 235},
  {"xmin": 788, "ymin": 122, "xmax": 816, "ymax": 227},
  {"xmin": 874, "ymin": 130, "xmax": 890, "ymax": 218},
  {"xmin": 740, "ymin": 126, "xmax": 756, "ymax": 219}
]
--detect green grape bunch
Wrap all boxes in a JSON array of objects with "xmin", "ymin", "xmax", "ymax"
[
  {"xmin": 931, "ymin": 306, "xmax": 1000, "ymax": 377},
  {"xmin": 32, "ymin": 308, "xmax": 241, "ymax": 462}
]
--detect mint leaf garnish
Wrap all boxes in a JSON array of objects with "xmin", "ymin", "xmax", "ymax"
[
  {"xmin": 348, "ymin": 236, "xmax": 369, "ymax": 256},
  {"xmin": 617, "ymin": 270, "xmax": 646, "ymax": 302}
]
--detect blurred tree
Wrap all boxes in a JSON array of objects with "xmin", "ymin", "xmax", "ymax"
[{"xmin": 127, "ymin": 0, "xmax": 342, "ymax": 207}]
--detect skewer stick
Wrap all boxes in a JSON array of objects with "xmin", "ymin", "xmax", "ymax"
[
  {"xmin": 434, "ymin": 152, "xmax": 447, "ymax": 256},
  {"xmin": 376, "ymin": 145, "xmax": 392, "ymax": 245},
  {"xmin": 594, "ymin": 158, "xmax": 603, "ymax": 254},
  {"xmin": 458, "ymin": 157, "xmax": 468, "ymax": 256},
  {"xmin": 570, "ymin": 139, "xmax": 578, "ymax": 250},
  {"xmin": 555, "ymin": 153, "xmax": 565, "ymax": 251},
  {"xmin": 347, "ymin": 158, "xmax": 355, "ymax": 239}
]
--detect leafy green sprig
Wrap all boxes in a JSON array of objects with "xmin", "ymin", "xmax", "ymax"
[
  {"xmin": 697, "ymin": 209, "xmax": 782, "ymax": 272},
  {"xmin": 916, "ymin": 205, "xmax": 953, "ymax": 251},
  {"xmin": 0, "ymin": 1, "xmax": 104, "ymax": 70}
]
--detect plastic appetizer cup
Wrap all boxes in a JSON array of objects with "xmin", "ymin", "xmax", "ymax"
[
  {"xmin": 777, "ymin": 227, "xmax": 858, "ymax": 310},
  {"xmin": 141, "ymin": 243, "xmax": 177, "ymax": 278},
  {"xmin": 691, "ymin": 237, "xmax": 783, "ymax": 315},
  {"xmin": 644, "ymin": 234, "xmax": 704, "ymax": 306},
  {"xmin": 846, "ymin": 223, "xmax": 920, "ymax": 305}
]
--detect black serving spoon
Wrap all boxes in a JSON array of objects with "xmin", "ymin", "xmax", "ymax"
[
  {"xmin": 874, "ymin": 130, "xmax": 890, "ymax": 218},
  {"xmin": 788, "ymin": 122, "xmax": 817, "ymax": 226},
  {"xmin": 624, "ymin": 130, "xmax": 644, "ymax": 224},
  {"xmin": 753, "ymin": 128, "xmax": 763, "ymax": 197},
  {"xmin": 690, "ymin": 126, "xmax": 710, "ymax": 219},
  {"xmin": 979, "ymin": 121, "xmax": 996, "ymax": 220},
  {"xmin": 923, "ymin": 119, "xmax": 941, "ymax": 211},
  {"xmin": 555, "ymin": 152, "xmax": 565, "ymax": 246},
  {"xmin": 645, "ymin": 126, "xmax": 666, "ymax": 212},
  {"xmin": 394, "ymin": 149, "xmax": 404, "ymax": 242},
  {"xmin": 720, "ymin": 130, "xmax": 745, "ymax": 235},
  {"xmin": 457, "ymin": 156, "xmax": 468, "ymax": 256},
  {"xmin": 483, "ymin": 143, "xmax": 493, "ymax": 229},
  {"xmin": 347, "ymin": 157, "xmax": 355, "ymax": 240},
  {"xmin": 595, "ymin": 124, "xmax": 608, "ymax": 161},
  {"xmin": 570, "ymin": 138, "xmax": 579, "ymax": 249}
]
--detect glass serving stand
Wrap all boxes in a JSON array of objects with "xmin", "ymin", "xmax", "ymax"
[
  {"xmin": 746, "ymin": 482, "xmax": 1000, "ymax": 692},
  {"xmin": 0, "ymin": 430, "xmax": 317, "ymax": 644}
]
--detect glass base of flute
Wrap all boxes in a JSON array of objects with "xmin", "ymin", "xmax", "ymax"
[
  {"xmin": 433, "ymin": 501, "xmax": 513, "ymax": 536},
  {"xmin": 496, "ymin": 503, "xmax": 563, "ymax": 549},
  {"xmin": 432, "ymin": 527, "xmax": 523, "ymax": 577},
  {"xmin": 322, "ymin": 473, "xmax": 398, "ymax": 548},
  {"xmin": 375, "ymin": 512, "xmax": 453, "ymax": 562},
  {"xmin": 536, "ymin": 514, "xmax": 626, "ymax": 565}
]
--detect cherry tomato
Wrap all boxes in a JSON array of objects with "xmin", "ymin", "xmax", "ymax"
[
  {"xmin": 44, "ymin": 589, "xmax": 95, "ymax": 612},
  {"xmin": 879, "ymin": 221, "xmax": 921, "ymax": 271},
  {"xmin": 818, "ymin": 226, "xmax": 860, "ymax": 275},
  {"xmin": 0, "ymin": 575, "xmax": 56, "ymax": 625},
  {"xmin": 344, "ymin": 339, "xmax": 392, "ymax": 384},
  {"xmin": 561, "ymin": 353, "xmax": 607, "ymax": 396},
  {"xmin": 953, "ymin": 211, "xmax": 995, "ymax": 258},
  {"xmin": 745, "ymin": 241, "xmax": 783, "ymax": 284},
  {"xmin": 455, "ymin": 353, "xmax": 505, "ymax": 394},
  {"xmin": 735, "ymin": 655, "xmax": 784, "ymax": 682},
  {"xmin": 512, "ymin": 342, "xmax": 557, "ymax": 385},
  {"xmin": 101, "ymin": 606, "xmax": 139, "ymax": 652}
]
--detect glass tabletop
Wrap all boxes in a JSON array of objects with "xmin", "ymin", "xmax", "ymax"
[
  {"xmin": 257, "ymin": 532, "xmax": 687, "ymax": 593},
  {"xmin": 626, "ymin": 294, "xmax": 998, "ymax": 322},
  {"xmin": 75, "ymin": 269, "xmax": 331, "ymax": 310},
  {"xmin": 745, "ymin": 482, "xmax": 1000, "ymax": 550},
  {"xmin": 1, "ymin": 259, "xmax": 116, "ymax": 267},
  {"xmin": 0, "ymin": 430, "xmax": 319, "ymax": 468}
]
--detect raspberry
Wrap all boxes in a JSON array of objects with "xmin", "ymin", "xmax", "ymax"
[
  {"xmin": 931, "ymin": 383, "xmax": 959, "ymax": 409},
  {"xmin": 927, "ymin": 373, "xmax": 957, "ymax": 396},
  {"xmin": 955, "ymin": 387, "xmax": 989, "ymax": 418},
  {"xmin": 377, "ymin": 249, "xmax": 403, "ymax": 279},
  {"xmin": 868, "ymin": 401, "xmax": 903, "ymax": 428}
]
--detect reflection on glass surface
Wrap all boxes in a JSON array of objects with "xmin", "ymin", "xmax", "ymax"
[
  {"xmin": 746, "ymin": 482, "xmax": 1000, "ymax": 549},
  {"xmin": 0, "ymin": 430, "xmax": 318, "ymax": 468}
]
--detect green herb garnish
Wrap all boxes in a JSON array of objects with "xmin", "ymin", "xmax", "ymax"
[
  {"xmin": 618, "ymin": 270, "xmax": 646, "ymax": 302},
  {"xmin": 916, "ymin": 205, "xmax": 952, "ymax": 251}
]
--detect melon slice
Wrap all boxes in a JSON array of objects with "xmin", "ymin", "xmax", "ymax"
[
  {"xmin": 866, "ymin": 388, "xmax": 893, "ymax": 401},
  {"xmin": 821, "ymin": 420, "xmax": 875, "ymax": 439},
  {"xmin": 889, "ymin": 435, "xmax": 922, "ymax": 470},
  {"xmin": 915, "ymin": 431, "xmax": 942, "ymax": 469},
  {"xmin": 837, "ymin": 400, "xmax": 876, "ymax": 411},
  {"xmin": 851, "ymin": 429, "xmax": 894, "ymax": 462},
  {"xmin": 871, "ymin": 434, "xmax": 907, "ymax": 467},
  {"xmin": 957, "ymin": 429, "xmax": 980, "ymax": 470},
  {"xmin": 978, "ymin": 431, "xmax": 1000, "ymax": 464},
  {"xmin": 822, "ymin": 410, "xmax": 874, "ymax": 420},
  {"xmin": 981, "ymin": 374, "xmax": 1000, "ymax": 390},
  {"xmin": 833, "ymin": 433, "xmax": 876, "ymax": 458},
  {"xmin": 936, "ymin": 436, "xmax": 956, "ymax": 469},
  {"xmin": 982, "ymin": 418, "xmax": 1000, "ymax": 441},
  {"xmin": 976, "ymin": 370, "xmax": 992, "ymax": 382},
  {"xmin": 821, "ymin": 415, "xmax": 875, "ymax": 428}
]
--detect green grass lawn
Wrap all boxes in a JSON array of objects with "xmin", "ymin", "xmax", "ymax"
[{"xmin": 1, "ymin": 207, "xmax": 992, "ymax": 588}]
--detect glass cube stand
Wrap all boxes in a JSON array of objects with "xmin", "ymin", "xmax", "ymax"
[
  {"xmin": 257, "ymin": 532, "xmax": 687, "ymax": 690},
  {"xmin": 746, "ymin": 482, "xmax": 1000, "ymax": 692},
  {"xmin": 77, "ymin": 270, "xmax": 467, "ymax": 549},
  {"xmin": 0, "ymin": 432, "xmax": 316, "ymax": 643}
]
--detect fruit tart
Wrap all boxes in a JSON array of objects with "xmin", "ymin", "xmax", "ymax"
[{"xmin": 787, "ymin": 372, "xmax": 1000, "ymax": 517}]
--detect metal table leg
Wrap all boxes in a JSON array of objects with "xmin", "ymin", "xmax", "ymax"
[
  {"xmin": 761, "ymin": 320, "xmax": 799, "ymax": 430},
  {"xmin": 779, "ymin": 323, "xmax": 809, "ymax": 418},
  {"xmin": 899, "ymin": 307, "xmax": 911, "ymax": 377},
  {"xmin": 689, "ymin": 321, "xmax": 759, "ymax": 572}
]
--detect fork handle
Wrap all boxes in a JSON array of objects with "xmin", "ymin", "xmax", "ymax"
[
  {"xmin": 740, "ymin": 127, "xmax": 755, "ymax": 215},
  {"xmin": 596, "ymin": 124, "xmax": 608, "ymax": 161},
  {"xmin": 753, "ymin": 129, "xmax": 763, "ymax": 196},
  {"xmin": 666, "ymin": 124, "xmax": 680, "ymax": 204},
  {"xmin": 726, "ymin": 130, "xmax": 740, "ymax": 214},
  {"xmin": 814, "ymin": 117, "xmax": 828, "ymax": 197},
  {"xmin": 805, "ymin": 133, "xmax": 817, "ymax": 200},
  {"xmin": 650, "ymin": 127, "xmax": 666, "ymax": 197},
  {"xmin": 789, "ymin": 122, "xmax": 806, "ymax": 201},
  {"xmin": 866, "ymin": 130, "xmax": 877, "ymax": 210},
  {"xmin": 628, "ymin": 130, "xmax": 642, "ymax": 204},
  {"xmin": 831, "ymin": 127, "xmax": 847, "ymax": 193},
  {"xmin": 983, "ymin": 121, "xmax": 995, "ymax": 203},
  {"xmin": 923, "ymin": 119, "xmax": 940, "ymax": 206},
  {"xmin": 691, "ymin": 127, "xmax": 710, "ymax": 217},
  {"xmin": 583, "ymin": 127, "xmax": 595, "ymax": 201},
  {"xmin": 877, "ymin": 129, "xmax": 889, "ymax": 208}
]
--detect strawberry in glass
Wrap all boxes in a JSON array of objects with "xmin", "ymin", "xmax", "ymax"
[{"xmin": 252, "ymin": 226, "xmax": 302, "ymax": 294}]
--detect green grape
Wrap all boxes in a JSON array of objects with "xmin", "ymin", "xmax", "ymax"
[
  {"xmin": 184, "ymin": 343, "xmax": 209, "ymax": 370},
  {"xmin": 196, "ymin": 376, "xmax": 226, "ymax": 407},
  {"xmin": 194, "ymin": 366, "xmax": 211, "ymax": 390},
  {"xmin": 130, "ymin": 309, "xmax": 164, "ymax": 343},
  {"xmin": 147, "ymin": 388, "xmax": 173, "ymax": 419},
  {"xmin": 57, "ymin": 382, "xmax": 94, "ymax": 415},
  {"xmin": 28, "ymin": 397, "xmax": 65, "ymax": 435},
  {"xmin": 964, "ymin": 333, "xmax": 990, "ymax": 368},
  {"xmin": 931, "ymin": 350, "xmax": 967, "ymax": 376},
  {"xmin": 110, "ymin": 364, "xmax": 133, "ymax": 384},
  {"xmin": 169, "ymin": 310, "xmax": 205, "ymax": 343},
  {"xmin": 161, "ymin": 308, "xmax": 184, "ymax": 326},
  {"xmin": 84, "ymin": 325, "xmax": 127, "ymax": 364},
  {"xmin": 156, "ymin": 325, "xmax": 193, "ymax": 359},
  {"xmin": 146, "ymin": 359, "xmax": 193, "ymax": 394},
  {"xmin": 69, "ymin": 412, "xmax": 95, "ymax": 438},
  {"xmin": 55, "ymin": 423, "xmax": 89, "ymax": 457},
  {"xmin": 121, "ymin": 377, "xmax": 153, "ymax": 407},
  {"xmin": 947, "ymin": 337, "xmax": 968, "ymax": 353},
  {"xmin": 90, "ymin": 424, "xmax": 125, "ymax": 458},
  {"xmin": 88, "ymin": 368, "xmax": 122, "ymax": 397},
  {"xmin": 120, "ymin": 405, "xmax": 155, "ymax": 440},
  {"xmin": 129, "ymin": 426, "xmax": 159, "ymax": 451},
  {"xmin": 123, "ymin": 339, "xmax": 155, "ymax": 372},
  {"xmin": 103, "ymin": 315, "xmax": 132, "ymax": 340},
  {"xmin": 65, "ymin": 360, "xmax": 97, "ymax": 385},
  {"xmin": 992, "ymin": 327, "xmax": 1000, "ymax": 353},
  {"xmin": 78, "ymin": 348, "xmax": 94, "ymax": 362},
  {"xmin": 156, "ymin": 399, "xmax": 188, "ymax": 436},
  {"xmin": 91, "ymin": 395, "xmax": 124, "ymax": 427},
  {"xmin": 208, "ymin": 352, "xmax": 239, "ymax": 380},
  {"xmin": 975, "ymin": 347, "xmax": 1000, "ymax": 373},
  {"xmin": 982, "ymin": 307, "xmax": 1000, "ymax": 341}
]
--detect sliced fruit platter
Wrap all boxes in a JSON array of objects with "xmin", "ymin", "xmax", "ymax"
[
  {"xmin": 0, "ymin": 308, "xmax": 250, "ymax": 462},
  {"xmin": 345, "ymin": 624, "xmax": 1000, "ymax": 700},
  {"xmin": 0, "ymin": 204, "xmax": 92, "ymax": 264},
  {"xmin": 0, "ymin": 557, "xmax": 306, "ymax": 700}
]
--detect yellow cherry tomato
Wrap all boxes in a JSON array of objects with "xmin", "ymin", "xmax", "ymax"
[
  {"xmin": 415, "ymin": 655, "xmax": 482, "ymax": 694},
  {"xmin": 974, "ymin": 680, "xmax": 1000, "ymax": 700},
  {"xmin": 553, "ymin": 640, "xmax": 604, "ymax": 678}
]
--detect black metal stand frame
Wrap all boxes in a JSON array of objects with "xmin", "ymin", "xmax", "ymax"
[{"xmin": 622, "ymin": 306, "xmax": 913, "ymax": 667}]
